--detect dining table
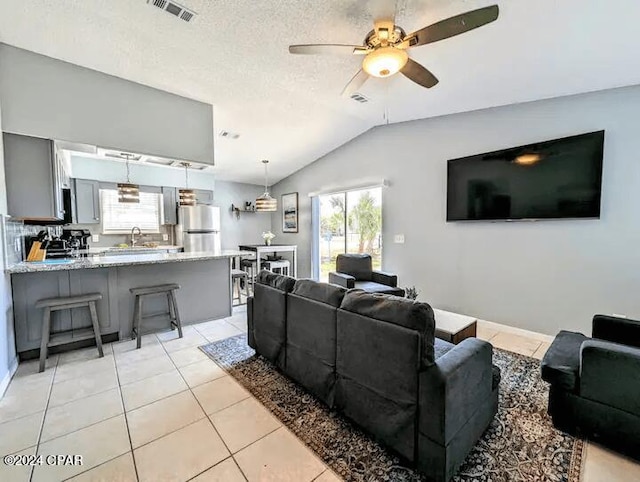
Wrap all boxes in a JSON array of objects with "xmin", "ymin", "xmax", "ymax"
[{"xmin": 238, "ymin": 244, "xmax": 298, "ymax": 278}]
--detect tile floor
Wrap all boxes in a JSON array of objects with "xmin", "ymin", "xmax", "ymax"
[{"xmin": 0, "ymin": 307, "xmax": 637, "ymax": 481}]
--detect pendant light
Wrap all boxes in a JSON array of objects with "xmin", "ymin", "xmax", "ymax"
[
  {"xmin": 255, "ymin": 159, "xmax": 277, "ymax": 212},
  {"xmin": 117, "ymin": 154, "xmax": 140, "ymax": 203},
  {"xmin": 179, "ymin": 162, "xmax": 196, "ymax": 206}
]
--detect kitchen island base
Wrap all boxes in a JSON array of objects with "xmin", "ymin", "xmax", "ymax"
[{"xmin": 11, "ymin": 256, "xmax": 232, "ymax": 358}]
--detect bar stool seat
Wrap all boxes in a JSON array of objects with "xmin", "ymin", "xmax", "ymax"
[
  {"xmin": 264, "ymin": 259, "xmax": 291, "ymax": 276},
  {"xmin": 36, "ymin": 293, "xmax": 104, "ymax": 373},
  {"xmin": 130, "ymin": 283, "xmax": 183, "ymax": 349}
]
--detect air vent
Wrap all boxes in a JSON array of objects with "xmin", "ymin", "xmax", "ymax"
[
  {"xmin": 218, "ymin": 130, "xmax": 240, "ymax": 139},
  {"xmin": 147, "ymin": 0, "xmax": 197, "ymax": 23},
  {"xmin": 98, "ymin": 149, "xmax": 142, "ymax": 161},
  {"xmin": 350, "ymin": 92, "xmax": 369, "ymax": 103}
]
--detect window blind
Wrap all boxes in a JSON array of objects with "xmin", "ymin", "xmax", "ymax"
[{"xmin": 101, "ymin": 189, "xmax": 162, "ymax": 233}]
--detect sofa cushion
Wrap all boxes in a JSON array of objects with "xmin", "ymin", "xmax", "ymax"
[
  {"xmin": 336, "ymin": 254, "xmax": 373, "ymax": 281},
  {"xmin": 292, "ymin": 279, "xmax": 347, "ymax": 307},
  {"xmin": 340, "ymin": 290, "xmax": 435, "ymax": 365},
  {"xmin": 257, "ymin": 269, "xmax": 296, "ymax": 292},
  {"xmin": 434, "ymin": 338, "xmax": 455, "ymax": 359},
  {"xmin": 541, "ymin": 330, "xmax": 588, "ymax": 392},
  {"xmin": 354, "ymin": 281, "xmax": 405, "ymax": 296}
]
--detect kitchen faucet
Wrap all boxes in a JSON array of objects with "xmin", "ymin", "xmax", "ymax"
[{"xmin": 130, "ymin": 226, "xmax": 142, "ymax": 247}]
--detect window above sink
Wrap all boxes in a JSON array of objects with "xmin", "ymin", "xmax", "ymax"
[{"xmin": 100, "ymin": 189, "xmax": 162, "ymax": 234}]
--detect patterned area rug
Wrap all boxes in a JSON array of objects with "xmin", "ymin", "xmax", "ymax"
[{"xmin": 200, "ymin": 335, "xmax": 584, "ymax": 482}]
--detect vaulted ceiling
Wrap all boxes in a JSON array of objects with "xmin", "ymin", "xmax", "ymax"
[{"xmin": 1, "ymin": 0, "xmax": 639, "ymax": 184}]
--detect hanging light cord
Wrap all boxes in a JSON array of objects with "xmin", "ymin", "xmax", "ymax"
[
  {"xmin": 125, "ymin": 158, "xmax": 132, "ymax": 183},
  {"xmin": 184, "ymin": 163, "xmax": 190, "ymax": 189},
  {"xmin": 263, "ymin": 160, "xmax": 269, "ymax": 193}
]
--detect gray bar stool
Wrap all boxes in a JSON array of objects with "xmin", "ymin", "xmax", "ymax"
[
  {"xmin": 36, "ymin": 293, "xmax": 104, "ymax": 373},
  {"xmin": 130, "ymin": 283, "xmax": 183, "ymax": 349},
  {"xmin": 231, "ymin": 269, "xmax": 249, "ymax": 305}
]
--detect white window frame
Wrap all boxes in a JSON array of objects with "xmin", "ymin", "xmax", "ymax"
[{"xmin": 100, "ymin": 189, "xmax": 163, "ymax": 234}]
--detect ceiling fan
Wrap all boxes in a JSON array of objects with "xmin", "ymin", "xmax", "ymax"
[{"xmin": 289, "ymin": 5, "xmax": 499, "ymax": 97}]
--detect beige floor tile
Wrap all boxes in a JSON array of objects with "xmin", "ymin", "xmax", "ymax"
[
  {"xmin": 235, "ymin": 427, "xmax": 325, "ymax": 482},
  {"xmin": 156, "ymin": 325, "xmax": 197, "ymax": 342},
  {"xmin": 178, "ymin": 359, "xmax": 225, "ymax": 388},
  {"xmin": 134, "ymin": 418, "xmax": 229, "ymax": 482},
  {"xmin": 476, "ymin": 322, "xmax": 499, "ymax": 341},
  {"xmin": 48, "ymin": 366, "xmax": 118, "ymax": 408},
  {"xmin": 192, "ymin": 376, "xmax": 250, "ymax": 415},
  {"xmin": 161, "ymin": 330, "xmax": 208, "ymax": 353},
  {"xmin": 112, "ymin": 333, "xmax": 160, "ymax": 352},
  {"xmin": 114, "ymin": 337, "xmax": 166, "ymax": 365},
  {"xmin": 33, "ymin": 415, "xmax": 130, "ymax": 482},
  {"xmin": 315, "ymin": 469, "xmax": 343, "ymax": 482},
  {"xmin": 41, "ymin": 388, "xmax": 123, "ymax": 442},
  {"xmin": 54, "ymin": 354, "xmax": 116, "ymax": 384},
  {"xmin": 582, "ymin": 442, "xmax": 640, "ymax": 482},
  {"xmin": 116, "ymin": 352, "xmax": 175, "ymax": 385},
  {"xmin": 0, "ymin": 382, "xmax": 50, "ymax": 424},
  {"xmin": 196, "ymin": 320, "xmax": 242, "ymax": 343},
  {"xmin": 0, "ymin": 445, "xmax": 36, "ymax": 482},
  {"xmin": 127, "ymin": 390, "xmax": 205, "ymax": 448},
  {"xmin": 0, "ymin": 411, "xmax": 43, "ymax": 455},
  {"xmin": 531, "ymin": 342, "xmax": 551, "ymax": 360},
  {"xmin": 490, "ymin": 331, "xmax": 542, "ymax": 357},
  {"xmin": 67, "ymin": 452, "xmax": 137, "ymax": 482},
  {"xmin": 57, "ymin": 344, "xmax": 114, "ymax": 366},
  {"xmin": 192, "ymin": 457, "xmax": 246, "ymax": 481},
  {"xmin": 226, "ymin": 315, "xmax": 248, "ymax": 333},
  {"xmin": 168, "ymin": 345, "xmax": 209, "ymax": 368},
  {"xmin": 210, "ymin": 397, "xmax": 281, "ymax": 453},
  {"xmin": 121, "ymin": 369, "xmax": 187, "ymax": 411}
]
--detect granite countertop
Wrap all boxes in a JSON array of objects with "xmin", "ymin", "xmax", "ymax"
[{"xmin": 6, "ymin": 250, "xmax": 252, "ymax": 274}]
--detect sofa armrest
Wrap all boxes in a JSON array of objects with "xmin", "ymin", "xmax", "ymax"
[
  {"xmin": 247, "ymin": 296, "xmax": 256, "ymax": 349},
  {"xmin": 419, "ymin": 338, "xmax": 494, "ymax": 444},
  {"xmin": 592, "ymin": 314, "xmax": 640, "ymax": 349},
  {"xmin": 580, "ymin": 339, "xmax": 640, "ymax": 415},
  {"xmin": 328, "ymin": 272, "xmax": 355, "ymax": 289},
  {"xmin": 371, "ymin": 270, "xmax": 398, "ymax": 288}
]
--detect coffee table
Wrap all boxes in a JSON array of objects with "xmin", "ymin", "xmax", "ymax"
[{"xmin": 433, "ymin": 308, "xmax": 477, "ymax": 344}]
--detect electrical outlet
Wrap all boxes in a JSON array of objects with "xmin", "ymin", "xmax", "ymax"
[
  {"xmin": 162, "ymin": 234, "xmax": 169, "ymax": 241},
  {"xmin": 393, "ymin": 234, "xmax": 405, "ymax": 244},
  {"xmin": 92, "ymin": 234, "xmax": 100, "ymax": 243}
]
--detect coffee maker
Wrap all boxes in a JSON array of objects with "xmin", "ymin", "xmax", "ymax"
[{"xmin": 62, "ymin": 229, "xmax": 92, "ymax": 254}]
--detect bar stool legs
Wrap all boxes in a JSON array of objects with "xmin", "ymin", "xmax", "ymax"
[
  {"xmin": 130, "ymin": 284, "xmax": 183, "ymax": 349},
  {"xmin": 89, "ymin": 300, "xmax": 104, "ymax": 357},
  {"xmin": 39, "ymin": 307, "xmax": 51, "ymax": 373}
]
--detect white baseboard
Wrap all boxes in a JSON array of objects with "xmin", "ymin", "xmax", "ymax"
[{"xmin": 0, "ymin": 356, "xmax": 19, "ymax": 398}]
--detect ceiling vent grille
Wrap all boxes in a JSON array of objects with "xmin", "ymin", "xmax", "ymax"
[
  {"xmin": 350, "ymin": 92, "xmax": 369, "ymax": 103},
  {"xmin": 147, "ymin": 0, "xmax": 197, "ymax": 23}
]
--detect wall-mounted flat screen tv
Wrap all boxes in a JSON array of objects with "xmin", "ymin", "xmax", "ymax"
[{"xmin": 446, "ymin": 131, "xmax": 605, "ymax": 221}]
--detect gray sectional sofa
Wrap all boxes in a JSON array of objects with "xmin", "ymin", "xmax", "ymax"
[{"xmin": 247, "ymin": 270, "xmax": 500, "ymax": 481}]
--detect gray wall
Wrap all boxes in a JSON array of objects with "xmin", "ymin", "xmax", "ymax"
[
  {"xmin": 0, "ymin": 99, "xmax": 18, "ymax": 395},
  {"xmin": 0, "ymin": 44, "xmax": 214, "ymax": 165},
  {"xmin": 214, "ymin": 181, "xmax": 272, "ymax": 250},
  {"xmin": 271, "ymin": 85, "xmax": 640, "ymax": 336}
]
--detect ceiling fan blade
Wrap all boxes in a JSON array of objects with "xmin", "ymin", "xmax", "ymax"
[
  {"xmin": 400, "ymin": 58, "xmax": 439, "ymax": 88},
  {"xmin": 406, "ymin": 5, "xmax": 499, "ymax": 47},
  {"xmin": 341, "ymin": 69, "xmax": 369, "ymax": 97},
  {"xmin": 289, "ymin": 44, "xmax": 367, "ymax": 55}
]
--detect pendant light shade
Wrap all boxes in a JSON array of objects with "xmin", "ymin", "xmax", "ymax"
[
  {"xmin": 255, "ymin": 160, "xmax": 277, "ymax": 212},
  {"xmin": 179, "ymin": 162, "xmax": 196, "ymax": 206},
  {"xmin": 118, "ymin": 155, "xmax": 140, "ymax": 203}
]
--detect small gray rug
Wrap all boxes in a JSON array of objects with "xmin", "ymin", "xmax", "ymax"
[{"xmin": 200, "ymin": 335, "xmax": 583, "ymax": 482}]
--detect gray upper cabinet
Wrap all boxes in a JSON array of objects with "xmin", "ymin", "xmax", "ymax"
[
  {"xmin": 162, "ymin": 187, "xmax": 177, "ymax": 225},
  {"xmin": 74, "ymin": 179, "xmax": 101, "ymax": 224},
  {"xmin": 3, "ymin": 132, "xmax": 66, "ymax": 221},
  {"xmin": 194, "ymin": 189, "xmax": 214, "ymax": 205}
]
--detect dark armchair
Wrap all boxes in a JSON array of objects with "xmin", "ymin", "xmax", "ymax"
[
  {"xmin": 541, "ymin": 314, "xmax": 640, "ymax": 460},
  {"xmin": 328, "ymin": 253, "xmax": 405, "ymax": 296}
]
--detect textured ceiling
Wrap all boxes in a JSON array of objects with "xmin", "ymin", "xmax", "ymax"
[{"xmin": 1, "ymin": 0, "xmax": 640, "ymax": 184}]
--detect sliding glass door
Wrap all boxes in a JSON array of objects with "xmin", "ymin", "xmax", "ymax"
[{"xmin": 316, "ymin": 187, "xmax": 382, "ymax": 281}]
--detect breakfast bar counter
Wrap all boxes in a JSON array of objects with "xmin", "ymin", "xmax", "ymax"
[{"xmin": 7, "ymin": 250, "xmax": 250, "ymax": 358}]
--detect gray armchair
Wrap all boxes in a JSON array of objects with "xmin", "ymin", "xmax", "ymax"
[
  {"xmin": 541, "ymin": 314, "xmax": 640, "ymax": 460},
  {"xmin": 328, "ymin": 253, "xmax": 405, "ymax": 296}
]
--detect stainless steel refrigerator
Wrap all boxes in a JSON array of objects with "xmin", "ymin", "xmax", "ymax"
[{"xmin": 176, "ymin": 205, "xmax": 221, "ymax": 253}]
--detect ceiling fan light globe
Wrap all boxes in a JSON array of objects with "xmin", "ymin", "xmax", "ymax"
[{"xmin": 362, "ymin": 46, "xmax": 408, "ymax": 78}]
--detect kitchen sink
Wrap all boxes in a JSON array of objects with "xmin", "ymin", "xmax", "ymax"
[{"xmin": 102, "ymin": 246, "xmax": 181, "ymax": 256}]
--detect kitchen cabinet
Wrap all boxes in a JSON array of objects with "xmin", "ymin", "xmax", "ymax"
[
  {"xmin": 3, "ymin": 133, "xmax": 67, "ymax": 221},
  {"xmin": 74, "ymin": 179, "xmax": 101, "ymax": 224},
  {"xmin": 162, "ymin": 186, "xmax": 178, "ymax": 225},
  {"xmin": 194, "ymin": 189, "xmax": 214, "ymax": 205}
]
